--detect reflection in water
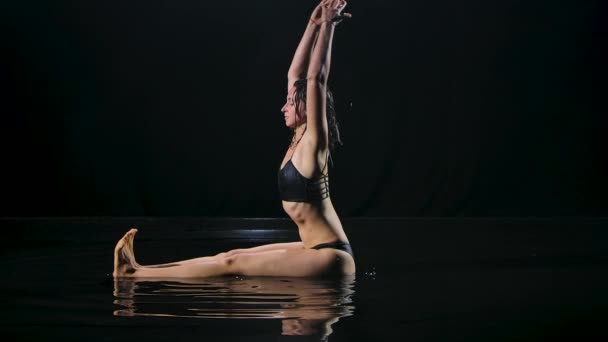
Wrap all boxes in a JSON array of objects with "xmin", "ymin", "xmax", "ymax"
[{"xmin": 113, "ymin": 275, "xmax": 355, "ymax": 340}]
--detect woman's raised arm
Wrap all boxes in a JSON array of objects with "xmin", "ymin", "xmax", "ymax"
[
  {"xmin": 305, "ymin": 0, "xmax": 350, "ymax": 143},
  {"xmin": 286, "ymin": 3, "xmax": 325, "ymax": 90}
]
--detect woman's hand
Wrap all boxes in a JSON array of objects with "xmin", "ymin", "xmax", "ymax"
[
  {"xmin": 309, "ymin": 2, "xmax": 324, "ymax": 22},
  {"xmin": 311, "ymin": 0, "xmax": 352, "ymax": 26}
]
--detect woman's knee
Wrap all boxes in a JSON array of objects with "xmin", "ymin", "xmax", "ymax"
[
  {"xmin": 215, "ymin": 249, "xmax": 242, "ymax": 259},
  {"xmin": 219, "ymin": 254, "xmax": 242, "ymax": 274}
]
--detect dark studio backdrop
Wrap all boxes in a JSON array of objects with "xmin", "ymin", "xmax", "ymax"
[{"xmin": 2, "ymin": 0, "xmax": 606, "ymax": 217}]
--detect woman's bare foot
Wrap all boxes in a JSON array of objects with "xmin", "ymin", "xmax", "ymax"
[{"xmin": 113, "ymin": 228, "xmax": 140, "ymax": 277}]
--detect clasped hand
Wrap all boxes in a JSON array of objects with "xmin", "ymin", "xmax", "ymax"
[{"xmin": 310, "ymin": 0, "xmax": 352, "ymax": 25}]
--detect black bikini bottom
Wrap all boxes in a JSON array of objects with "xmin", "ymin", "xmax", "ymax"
[{"xmin": 311, "ymin": 240, "xmax": 354, "ymax": 257}]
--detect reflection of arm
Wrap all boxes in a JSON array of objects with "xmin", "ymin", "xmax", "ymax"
[{"xmin": 287, "ymin": 5, "xmax": 322, "ymax": 90}]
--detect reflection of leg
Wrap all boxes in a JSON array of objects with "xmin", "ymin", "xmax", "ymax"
[
  {"xmin": 113, "ymin": 278, "xmax": 136, "ymax": 298},
  {"xmin": 113, "ymin": 228, "xmax": 348, "ymax": 278},
  {"xmin": 281, "ymin": 318, "xmax": 337, "ymax": 337}
]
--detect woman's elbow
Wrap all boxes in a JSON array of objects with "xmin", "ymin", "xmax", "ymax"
[
  {"xmin": 287, "ymin": 71, "xmax": 302, "ymax": 83},
  {"xmin": 306, "ymin": 73, "xmax": 327, "ymax": 85}
]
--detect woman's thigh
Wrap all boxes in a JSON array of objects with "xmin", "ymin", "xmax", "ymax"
[
  {"xmin": 227, "ymin": 248, "xmax": 352, "ymax": 277},
  {"xmin": 220, "ymin": 241, "xmax": 304, "ymax": 257},
  {"xmin": 169, "ymin": 242, "xmax": 304, "ymax": 266}
]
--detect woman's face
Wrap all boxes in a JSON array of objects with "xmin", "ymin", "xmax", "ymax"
[{"xmin": 281, "ymin": 86, "xmax": 305, "ymax": 128}]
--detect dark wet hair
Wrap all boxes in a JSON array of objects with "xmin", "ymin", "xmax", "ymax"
[{"xmin": 292, "ymin": 79, "xmax": 343, "ymax": 151}]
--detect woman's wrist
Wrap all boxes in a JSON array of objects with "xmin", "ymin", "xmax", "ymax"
[{"xmin": 310, "ymin": 18, "xmax": 336, "ymax": 26}]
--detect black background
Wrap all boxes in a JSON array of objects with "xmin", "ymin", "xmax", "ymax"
[{"xmin": 2, "ymin": 0, "xmax": 606, "ymax": 217}]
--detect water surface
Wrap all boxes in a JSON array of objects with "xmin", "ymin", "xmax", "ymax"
[{"xmin": 3, "ymin": 218, "xmax": 608, "ymax": 341}]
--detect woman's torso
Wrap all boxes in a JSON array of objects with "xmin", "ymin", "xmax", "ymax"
[{"xmin": 278, "ymin": 137, "xmax": 349, "ymax": 249}]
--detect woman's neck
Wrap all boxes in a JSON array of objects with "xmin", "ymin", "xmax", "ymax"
[{"xmin": 291, "ymin": 124, "xmax": 307, "ymax": 145}]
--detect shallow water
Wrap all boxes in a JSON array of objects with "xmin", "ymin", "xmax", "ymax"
[{"xmin": 3, "ymin": 218, "xmax": 608, "ymax": 341}]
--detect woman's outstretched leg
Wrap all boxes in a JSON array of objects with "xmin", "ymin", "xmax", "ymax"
[
  {"xmin": 112, "ymin": 228, "xmax": 351, "ymax": 278},
  {"xmin": 112, "ymin": 229, "xmax": 305, "ymax": 277},
  {"xmin": 113, "ymin": 228, "xmax": 224, "ymax": 278}
]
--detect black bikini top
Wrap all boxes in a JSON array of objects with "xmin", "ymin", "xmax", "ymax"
[{"xmin": 278, "ymin": 152, "xmax": 329, "ymax": 202}]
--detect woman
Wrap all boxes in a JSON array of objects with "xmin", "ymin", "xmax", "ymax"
[{"xmin": 113, "ymin": 0, "xmax": 354, "ymax": 278}]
